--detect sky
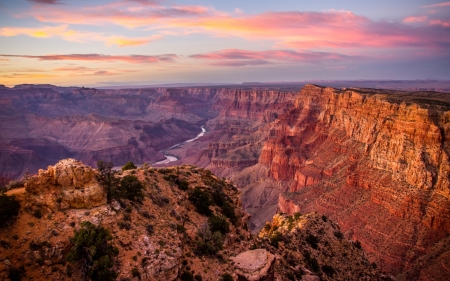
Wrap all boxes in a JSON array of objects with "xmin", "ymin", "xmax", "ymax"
[{"xmin": 0, "ymin": 0, "xmax": 449, "ymax": 87}]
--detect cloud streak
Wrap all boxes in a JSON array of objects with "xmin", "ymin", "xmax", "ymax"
[
  {"xmin": 190, "ymin": 49, "xmax": 357, "ymax": 66},
  {"xmin": 422, "ymin": 2, "xmax": 450, "ymax": 8},
  {"xmin": 0, "ymin": 54, "xmax": 178, "ymax": 64},
  {"xmin": 27, "ymin": 0, "xmax": 63, "ymax": 4},
  {"xmin": 0, "ymin": 25, "xmax": 163, "ymax": 47}
]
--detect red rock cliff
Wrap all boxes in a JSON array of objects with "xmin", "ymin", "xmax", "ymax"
[{"xmin": 257, "ymin": 85, "xmax": 450, "ymax": 277}]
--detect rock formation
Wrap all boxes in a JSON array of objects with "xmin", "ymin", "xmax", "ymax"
[
  {"xmin": 231, "ymin": 249, "xmax": 275, "ymax": 281},
  {"xmin": 25, "ymin": 158, "xmax": 107, "ymax": 210},
  {"xmin": 0, "ymin": 162, "xmax": 386, "ymax": 281},
  {"xmin": 255, "ymin": 212, "xmax": 389, "ymax": 281},
  {"xmin": 245, "ymin": 85, "xmax": 450, "ymax": 278}
]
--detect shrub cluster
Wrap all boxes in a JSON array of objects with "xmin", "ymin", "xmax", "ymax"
[
  {"xmin": 195, "ymin": 223, "xmax": 223, "ymax": 255},
  {"xmin": 96, "ymin": 161, "xmax": 144, "ymax": 203},
  {"xmin": 67, "ymin": 222, "xmax": 118, "ymax": 281},
  {"xmin": 188, "ymin": 187, "xmax": 212, "ymax": 216},
  {"xmin": 0, "ymin": 194, "xmax": 20, "ymax": 228},
  {"xmin": 122, "ymin": 161, "xmax": 137, "ymax": 171}
]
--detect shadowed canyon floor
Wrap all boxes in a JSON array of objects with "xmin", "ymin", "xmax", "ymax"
[{"xmin": 1, "ymin": 83, "xmax": 450, "ymax": 279}]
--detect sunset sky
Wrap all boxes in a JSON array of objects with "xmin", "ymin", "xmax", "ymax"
[{"xmin": 0, "ymin": 0, "xmax": 449, "ymax": 87}]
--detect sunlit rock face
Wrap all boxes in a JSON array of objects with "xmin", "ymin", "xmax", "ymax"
[
  {"xmin": 254, "ymin": 84, "xmax": 450, "ymax": 276},
  {"xmin": 25, "ymin": 158, "xmax": 107, "ymax": 210}
]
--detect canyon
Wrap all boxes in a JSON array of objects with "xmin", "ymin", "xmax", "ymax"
[{"xmin": 1, "ymin": 83, "xmax": 450, "ymax": 279}]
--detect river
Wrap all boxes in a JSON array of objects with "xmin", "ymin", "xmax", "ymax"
[{"xmin": 153, "ymin": 126, "xmax": 206, "ymax": 165}]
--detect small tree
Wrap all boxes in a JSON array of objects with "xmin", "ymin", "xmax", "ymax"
[
  {"xmin": 67, "ymin": 222, "xmax": 118, "ymax": 281},
  {"xmin": 208, "ymin": 214, "xmax": 229, "ymax": 235},
  {"xmin": 122, "ymin": 161, "xmax": 137, "ymax": 171},
  {"xmin": 119, "ymin": 175, "xmax": 144, "ymax": 203},
  {"xmin": 196, "ymin": 222, "xmax": 223, "ymax": 255},
  {"xmin": 0, "ymin": 194, "xmax": 20, "ymax": 228},
  {"xmin": 188, "ymin": 187, "xmax": 212, "ymax": 216},
  {"xmin": 96, "ymin": 161, "xmax": 119, "ymax": 202}
]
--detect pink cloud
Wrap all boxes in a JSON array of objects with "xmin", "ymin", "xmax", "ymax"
[
  {"xmin": 0, "ymin": 54, "xmax": 178, "ymax": 64},
  {"xmin": 25, "ymin": 1, "xmax": 217, "ymax": 28},
  {"xmin": 422, "ymin": 2, "xmax": 450, "ymax": 8},
  {"xmin": 430, "ymin": 19, "xmax": 450, "ymax": 27},
  {"xmin": 27, "ymin": 0, "xmax": 63, "ymax": 4},
  {"xmin": 15, "ymin": 2, "xmax": 450, "ymax": 52},
  {"xmin": 190, "ymin": 49, "xmax": 357, "ymax": 66},
  {"xmin": 403, "ymin": 16, "xmax": 428, "ymax": 23}
]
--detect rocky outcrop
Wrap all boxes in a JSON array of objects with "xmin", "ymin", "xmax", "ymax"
[
  {"xmin": 25, "ymin": 158, "xmax": 107, "ymax": 210},
  {"xmin": 257, "ymin": 213, "xmax": 389, "ymax": 281},
  {"xmin": 231, "ymin": 249, "xmax": 275, "ymax": 281},
  {"xmin": 254, "ymin": 85, "xmax": 450, "ymax": 276}
]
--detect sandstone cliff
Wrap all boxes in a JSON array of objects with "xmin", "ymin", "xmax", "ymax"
[{"xmin": 250, "ymin": 85, "xmax": 450, "ymax": 278}]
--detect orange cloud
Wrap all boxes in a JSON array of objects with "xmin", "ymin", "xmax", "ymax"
[
  {"xmin": 0, "ymin": 24, "xmax": 162, "ymax": 47},
  {"xmin": 0, "ymin": 53, "xmax": 178, "ymax": 64},
  {"xmin": 0, "ymin": 25, "xmax": 69, "ymax": 38},
  {"xmin": 0, "ymin": 73, "xmax": 58, "ymax": 79},
  {"xmin": 105, "ymin": 35, "xmax": 162, "ymax": 47}
]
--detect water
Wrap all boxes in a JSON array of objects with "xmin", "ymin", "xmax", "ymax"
[{"xmin": 153, "ymin": 126, "xmax": 206, "ymax": 165}]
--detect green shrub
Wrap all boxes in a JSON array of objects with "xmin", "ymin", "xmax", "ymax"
[
  {"xmin": 220, "ymin": 273, "xmax": 233, "ymax": 281},
  {"xmin": 322, "ymin": 265, "xmax": 335, "ymax": 277},
  {"xmin": 208, "ymin": 214, "xmax": 229, "ymax": 235},
  {"xmin": 122, "ymin": 161, "xmax": 137, "ymax": 171},
  {"xmin": 196, "ymin": 223, "xmax": 223, "ymax": 255},
  {"xmin": 194, "ymin": 274, "xmax": 203, "ymax": 281},
  {"xmin": 293, "ymin": 212, "xmax": 302, "ymax": 220},
  {"xmin": 180, "ymin": 271, "xmax": 194, "ymax": 281},
  {"xmin": 176, "ymin": 180, "xmax": 189, "ymax": 191},
  {"xmin": 67, "ymin": 222, "xmax": 118, "ymax": 281},
  {"xmin": 334, "ymin": 230, "xmax": 344, "ymax": 240},
  {"xmin": 188, "ymin": 187, "xmax": 212, "ymax": 216},
  {"xmin": 118, "ymin": 175, "xmax": 144, "ymax": 202},
  {"xmin": 8, "ymin": 266, "xmax": 25, "ymax": 281},
  {"xmin": 211, "ymin": 188, "xmax": 236, "ymax": 222},
  {"xmin": 131, "ymin": 267, "xmax": 140, "ymax": 278},
  {"xmin": 269, "ymin": 231, "xmax": 282, "ymax": 248},
  {"xmin": 306, "ymin": 234, "xmax": 319, "ymax": 249},
  {"xmin": 0, "ymin": 194, "xmax": 20, "ymax": 228},
  {"xmin": 32, "ymin": 209, "xmax": 42, "ymax": 219},
  {"xmin": 303, "ymin": 250, "xmax": 320, "ymax": 273}
]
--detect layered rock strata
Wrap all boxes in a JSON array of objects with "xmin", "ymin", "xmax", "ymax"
[{"xmin": 252, "ymin": 85, "xmax": 450, "ymax": 277}]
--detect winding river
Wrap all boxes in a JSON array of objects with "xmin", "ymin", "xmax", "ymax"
[{"xmin": 153, "ymin": 126, "xmax": 206, "ymax": 165}]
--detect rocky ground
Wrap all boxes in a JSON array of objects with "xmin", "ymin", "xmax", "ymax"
[{"xmin": 0, "ymin": 159, "xmax": 387, "ymax": 281}]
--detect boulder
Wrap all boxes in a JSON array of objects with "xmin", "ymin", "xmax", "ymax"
[
  {"xmin": 25, "ymin": 158, "xmax": 107, "ymax": 210},
  {"xmin": 231, "ymin": 249, "xmax": 275, "ymax": 281}
]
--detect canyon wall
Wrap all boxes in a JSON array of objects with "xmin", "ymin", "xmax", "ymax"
[
  {"xmin": 197, "ymin": 89, "xmax": 297, "ymax": 177},
  {"xmin": 252, "ymin": 84, "xmax": 450, "ymax": 277}
]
